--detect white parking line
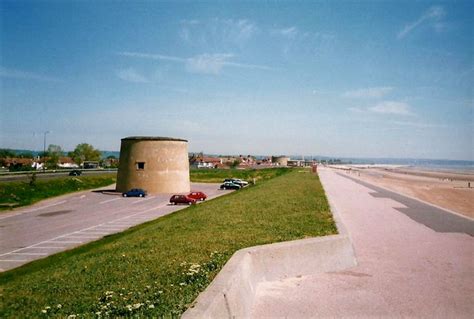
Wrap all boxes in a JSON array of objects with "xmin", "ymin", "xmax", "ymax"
[
  {"xmin": 99, "ymin": 198, "xmax": 121, "ymax": 205},
  {"xmin": 66, "ymin": 235, "xmax": 100, "ymax": 239},
  {"xmin": 46, "ymin": 240, "xmax": 83, "ymax": 244},
  {"xmin": 78, "ymin": 231, "xmax": 111, "ymax": 235},
  {"xmin": 0, "ymin": 259, "xmax": 28, "ymax": 262},
  {"xmin": 10, "ymin": 252, "xmax": 48, "ymax": 256},
  {"xmin": 32, "ymin": 246, "xmax": 66, "ymax": 249}
]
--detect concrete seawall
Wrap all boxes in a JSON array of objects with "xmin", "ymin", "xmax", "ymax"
[{"xmin": 182, "ymin": 182, "xmax": 356, "ymax": 318}]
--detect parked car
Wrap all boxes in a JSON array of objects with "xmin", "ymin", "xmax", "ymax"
[
  {"xmin": 122, "ymin": 188, "xmax": 147, "ymax": 197},
  {"xmin": 187, "ymin": 191, "xmax": 207, "ymax": 201},
  {"xmin": 224, "ymin": 178, "xmax": 249, "ymax": 187},
  {"xmin": 69, "ymin": 170, "xmax": 82, "ymax": 176},
  {"xmin": 170, "ymin": 194, "xmax": 197, "ymax": 205},
  {"xmin": 220, "ymin": 181, "xmax": 241, "ymax": 190}
]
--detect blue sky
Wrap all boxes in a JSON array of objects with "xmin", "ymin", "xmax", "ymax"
[{"xmin": 1, "ymin": 1, "xmax": 472, "ymax": 160}]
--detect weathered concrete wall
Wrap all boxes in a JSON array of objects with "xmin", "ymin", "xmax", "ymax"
[
  {"xmin": 116, "ymin": 137, "xmax": 190, "ymax": 194},
  {"xmin": 182, "ymin": 235, "xmax": 356, "ymax": 319}
]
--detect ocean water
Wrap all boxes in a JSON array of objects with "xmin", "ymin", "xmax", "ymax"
[{"xmin": 340, "ymin": 158, "xmax": 474, "ymax": 174}]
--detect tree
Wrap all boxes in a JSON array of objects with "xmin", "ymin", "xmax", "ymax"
[
  {"xmin": 18, "ymin": 151, "xmax": 34, "ymax": 159},
  {"xmin": 70, "ymin": 143, "xmax": 101, "ymax": 165},
  {"xmin": 0, "ymin": 149, "xmax": 16, "ymax": 159},
  {"xmin": 46, "ymin": 144, "xmax": 63, "ymax": 168}
]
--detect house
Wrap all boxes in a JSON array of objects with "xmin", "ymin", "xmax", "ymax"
[
  {"xmin": 192, "ymin": 156, "xmax": 223, "ymax": 169},
  {"xmin": 58, "ymin": 157, "xmax": 79, "ymax": 168}
]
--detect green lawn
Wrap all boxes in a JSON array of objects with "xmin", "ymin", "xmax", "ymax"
[
  {"xmin": 189, "ymin": 167, "xmax": 289, "ymax": 183},
  {"xmin": 0, "ymin": 169, "xmax": 336, "ymax": 318},
  {"xmin": 0, "ymin": 174, "xmax": 117, "ymax": 211}
]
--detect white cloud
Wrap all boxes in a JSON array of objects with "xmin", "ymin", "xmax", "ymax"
[
  {"xmin": 398, "ymin": 6, "xmax": 446, "ymax": 39},
  {"xmin": 0, "ymin": 66, "xmax": 60, "ymax": 82},
  {"xmin": 186, "ymin": 53, "xmax": 234, "ymax": 74},
  {"xmin": 343, "ymin": 87, "xmax": 393, "ymax": 99},
  {"xmin": 116, "ymin": 68, "xmax": 148, "ymax": 83},
  {"xmin": 118, "ymin": 51, "xmax": 273, "ymax": 75},
  {"xmin": 273, "ymin": 26, "xmax": 299, "ymax": 39},
  {"xmin": 179, "ymin": 18, "xmax": 258, "ymax": 47},
  {"xmin": 369, "ymin": 101, "xmax": 414, "ymax": 116},
  {"xmin": 118, "ymin": 52, "xmax": 185, "ymax": 62}
]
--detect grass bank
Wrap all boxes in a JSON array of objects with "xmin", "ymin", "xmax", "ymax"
[
  {"xmin": 0, "ymin": 174, "xmax": 117, "ymax": 211},
  {"xmin": 189, "ymin": 167, "xmax": 289, "ymax": 183},
  {"xmin": 0, "ymin": 170, "xmax": 336, "ymax": 318}
]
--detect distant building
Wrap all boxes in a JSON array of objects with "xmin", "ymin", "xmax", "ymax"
[
  {"xmin": 58, "ymin": 157, "xmax": 79, "ymax": 168},
  {"xmin": 83, "ymin": 161, "xmax": 99, "ymax": 169},
  {"xmin": 272, "ymin": 156, "xmax": 290, "ymax": 166}
]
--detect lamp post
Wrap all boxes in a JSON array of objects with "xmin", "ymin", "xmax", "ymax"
[{"xmin": 42, "ymin": 131, "xmax": 50, "ymax": 172}]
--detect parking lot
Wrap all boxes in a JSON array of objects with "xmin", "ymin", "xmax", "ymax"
[{"xmin": 0, "ymin": 183, "xmax": 232, "ymax": 272}]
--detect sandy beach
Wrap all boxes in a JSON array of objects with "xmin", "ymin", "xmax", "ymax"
[{"xmin": 332, "ymin": 165, "xmax": 474, "ymax": 218}]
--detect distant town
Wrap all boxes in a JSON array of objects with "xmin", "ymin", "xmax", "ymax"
[{"xmin": 0, "ymin": 145, "xmax": 347, "ymax": 173}]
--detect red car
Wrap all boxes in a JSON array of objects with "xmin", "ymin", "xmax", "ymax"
[
  {"xmin": 187, "ymin": 191, "xmax": 207, "ymax": 201},
  {"xmin": 169, "ymin": 194, "xmax": 197, "ymax": 205}
]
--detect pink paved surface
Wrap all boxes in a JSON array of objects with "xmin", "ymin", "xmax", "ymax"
[{"xmin": 251, "ymin": 168, "xmax": 474, "ymax": 318}]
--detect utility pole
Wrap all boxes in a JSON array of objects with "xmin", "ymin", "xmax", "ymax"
[{"xmin": 42, "ymin": 131, "xmax": 50, "ymax": 172}]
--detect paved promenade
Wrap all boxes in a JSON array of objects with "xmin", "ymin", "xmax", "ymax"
[{"xmin": 252, "ymin": 168, "xmax": 474, "ymax": 318}]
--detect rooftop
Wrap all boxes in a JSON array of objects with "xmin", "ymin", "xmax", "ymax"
[{"xmin": 121, "ymin": 136, "xmax": 188, "ymax": 142}]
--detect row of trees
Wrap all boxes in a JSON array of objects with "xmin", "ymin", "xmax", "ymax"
[
  {"xmin": 45, "ymin": 143, "xmax": 102, "ymax": 166},
  {"xmin": 1, "ymin": 143, "xmax": 111, "ymax": 169}
]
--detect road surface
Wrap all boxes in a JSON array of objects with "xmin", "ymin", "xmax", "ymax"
[{"xmin": 0, "ymin": 183, "xmax": 231, "ymax": 272}]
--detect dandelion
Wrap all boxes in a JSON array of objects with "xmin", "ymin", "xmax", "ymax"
[
  {"xmin": 57, "ymin": 304, "xmax": 62, "ymax": 309},
  {"xmin": 148, "ymin": 304, "xmax": 155, "ymax": 309},
  {"xmin": 158, "ymin": 290, "xmax": 163, "ymax": 294},
  {"xmin": 41, "ymin": 310, "xmax": 47, "ymax": 314},
  {"xmin": 67, "ymin": 315, "xmax": 77, "ymax": 319},
  {"xmin": 45, "ymin": 306, "xmax": 51, "ymax": 310},
  {"xmin": 95, "ymin": 311, "xmax": 101, "ymax": 315},
  {"xmin": 179, "ymin": 282, "xmax": 186, "ymax": 286}
]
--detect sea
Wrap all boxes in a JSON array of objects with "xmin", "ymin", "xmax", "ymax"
[{"xmin": 322, "ymin": 157, "xmax": 474, "ymax": 175}]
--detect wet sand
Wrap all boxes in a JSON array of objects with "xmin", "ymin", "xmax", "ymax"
[{"xmin": 337, "ymin": 165, "xmax": 474, "ymax": 218}]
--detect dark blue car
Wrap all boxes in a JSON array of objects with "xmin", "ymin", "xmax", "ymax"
[{"xmin": 122, "ymin": 188, "xmax": 147, "ymax": 197}]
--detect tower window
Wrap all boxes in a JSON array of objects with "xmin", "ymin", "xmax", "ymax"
[{"xmin": 136, "ymin": 162, "xmax": 145, "ymax": 170}]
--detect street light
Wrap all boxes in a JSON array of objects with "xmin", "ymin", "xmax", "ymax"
[{"xmin": 42, "ymin": 131, "xmax": 51, "ymax": 172}]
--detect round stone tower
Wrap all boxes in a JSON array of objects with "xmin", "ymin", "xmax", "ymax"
[{"xmin": 116, "ymin": 136, "xmax": 190, "ymax": 194}]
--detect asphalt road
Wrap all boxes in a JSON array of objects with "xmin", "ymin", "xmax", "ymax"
[
  {"xmin": 0, "ymin": 169, "xmax": 117, "ymax": 182},
  {"xmin": 0, "ymin": 183, "xmax": 232, "ymax": 272}
]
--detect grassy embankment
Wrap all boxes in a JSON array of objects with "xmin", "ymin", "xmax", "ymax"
[
  {"xmin": 190, "ymin": 167, "xmax": 287, "ymax": 183},
  {"xmin": 0, "ymin": 169, "xmax": 336, "ymax": 318},
  {"xmin": 0, "ymin": 174, "xmax": 117, "ymax": 211}
]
